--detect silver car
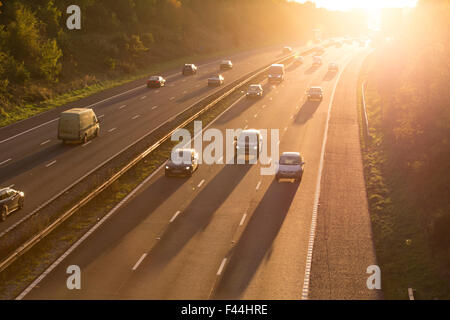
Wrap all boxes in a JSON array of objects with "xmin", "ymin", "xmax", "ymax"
[
  {"xmin": 275, "ymin": 152, "xmax": 305, "ymax": 182},
  {"xmin": 208, "ymin": 74, "xmax": 224, "ymax": 86}
]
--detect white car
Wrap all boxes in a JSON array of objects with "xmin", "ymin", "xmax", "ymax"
[
  {"xmin": 294, "ymin": 56, "xmax": 304, "ymax": 65},
  {"xmin": 283, "ymin": 46, "xmax": 293, "ymax": 54},
  {"xmin": 312, "ymin": 56, "xmax": 322, "ymax": 67},
  {"xmin": 234, "ymin": 129, "xmax": 263, "ymax": 161},
  {"xmin": 220, "ymin": 60, "xmax": 233, "ymax": 70},
  {"xmin": 246, "ymin": 84, "xmax": 263, "ymax": 98},
  {"xmin": 276, "ymin": 152, "xmax": 305, "ymax": 182},
  {"xmin": 208, "ymin": 74, "xmax": 224, "ymax": 86},
  {"xmin": 328, "ymin": 63, "xmax": 338, "ymax": 72}
]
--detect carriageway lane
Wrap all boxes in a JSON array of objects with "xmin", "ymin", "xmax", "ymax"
[{"xmin": 22, "ymin": 44, "xmax": 367, "ymax": 299}]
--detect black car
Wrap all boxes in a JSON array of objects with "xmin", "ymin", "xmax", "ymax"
[
  {"xmin": 165, "ymin": 148, "xmax": 199, "ymax": 177},
  {"xmin": 306, "ymin": 86, "xmax": 323, "ymax": 101},
  {"xmin": 182, "ymin": 64, "xmax": 197, "ymax": 75},
  {"xmin": 0, "ymin": 187, "xmax": 25, "ymax": 221}
]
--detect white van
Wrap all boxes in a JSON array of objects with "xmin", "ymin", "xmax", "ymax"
[{"xmin": 57, "ymin": 108, "xmax": 100, "ymax": 144}]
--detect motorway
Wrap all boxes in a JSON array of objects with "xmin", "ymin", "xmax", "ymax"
[
  {"xmin": 18, "ymin": 42, "xmax": 380, "ymax": 299},
  {"xmin": 0, "ymin": 44, "xmax": 306, "ymax": 236}
]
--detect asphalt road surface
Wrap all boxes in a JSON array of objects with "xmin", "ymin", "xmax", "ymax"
[
  {"xmin": 0, "ymin": 43, "xmax": 306, "ymax": 235},
  {"xmin": 18, "ymin": 43, "xmax": 379, "ymax": 299}
]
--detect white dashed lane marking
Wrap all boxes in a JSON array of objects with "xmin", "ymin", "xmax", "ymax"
[
  {"xmin": 108, "ymin": 127, "xmax": 117, "ymax": 133},
  {"xmin": 170, "ymin": 211, "xmax": 181, "ymax": 223},
  {"xmin": 46, "ymin": 160, "xmax": 56, "ymax": 168},
  {"xmin": 132, "ymin": 253, "xmax": 147, "ymax": 271},
  {"xmin": 197, "ymin": 179, "xmax": 205, "ymax": 188},
  {"xmin": 132, "ymin": 115, "xmax": 140, "ymax": 120},
  {"xmin": 217, "ymin": 258, "xmax": 227, "ymax": 276},
  {"xmin": 98, "ymin": 114, "xmax": 105, "ymax": 118},
  {"xmin": 169, "ymin": 96, "xmax": 175, "ymax": 101},
  {"xmin": 151, "ymin": 106, "xmax": 158, "ymax": 110},
  {"xmin": 40, "ymin": 139, "xmax": 51, "ymax": 146},
  {"xmin": 239, "ymin": 213, "xmax": 247, "ymax": 226},
  {"xmin": 81, "ymin": 141, "xmax": 92, "ymax": 147},
  {"xmin": 256, "ymin": 181, "xmax": 261, "ymax": 190},
  {"xmin": 140, "ymin": 96, "xmax": 147, "ymax": 100}
]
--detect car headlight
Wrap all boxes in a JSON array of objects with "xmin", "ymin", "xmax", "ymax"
[
  {"xmin": 236, "ymin": 146, "xmax": 240, "ymax": 149},
  {"xmin": 165, "ymin": 165, "xmax": 169, "ymax": 169},
  {"xmin": 253, "ymin": 146, "xmax": 257, "ymax": 149},
  {"xmin": 185, "ymin": 166, "xmax": 191, "ymax": 170},
  {"xmin": 19, "ymin": 192, "xmax": 25, "ymax": 197}
]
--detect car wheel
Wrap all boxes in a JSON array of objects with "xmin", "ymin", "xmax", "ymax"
[
  {"xmin": 19, "ymin": 198, "xmax": 24, "ymax": 209},
  {"xmin": 1, "ymin": 206, "xmax": 7, "ymax": 222},
  {"xmin": 94, "ymin": 128, "xmax": 99, "ymax": 137},
  {"xmin": 83, "ymin": 134, "xmax": 87, "ymax": 144}
]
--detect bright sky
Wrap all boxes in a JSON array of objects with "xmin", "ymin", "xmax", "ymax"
[{"xmin": 296, "ymin": 0, "xmax": 418, "ymax": 11}]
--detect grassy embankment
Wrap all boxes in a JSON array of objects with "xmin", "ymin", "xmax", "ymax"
[{"xmin": 357, "ymin": 53, "xmax": 449, "ymax": 300}]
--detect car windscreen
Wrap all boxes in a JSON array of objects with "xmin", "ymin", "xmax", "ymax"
[
  {"xmin": 280, "ymin": 156, "xmax": 300, "ymax": 165},
  {"xmin": 309, "ymin": 88, "xmax": 322, "ymax": 93},
  {"xmin": 249, "ymin": 86, "xmax": 260, "ymax": 91}
]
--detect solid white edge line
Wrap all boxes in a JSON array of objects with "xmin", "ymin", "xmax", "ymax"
[
  {"xmin": 300, "ymin": 55, "xmax": 353, "ymax": 300},
  {"xmin": 132, "ymin": 253, "xmax": 148, "ymax": 271},
  {"xmin": 255, "ymin": 181, "xmax": 261, "ymax": 190}
]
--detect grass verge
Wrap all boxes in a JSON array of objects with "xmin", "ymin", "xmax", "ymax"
[{"xmin": 357, "ymin": 52, "xmax": 449, "ymax": 300}]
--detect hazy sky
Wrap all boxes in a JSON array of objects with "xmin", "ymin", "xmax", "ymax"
[{"xmin": 295, "ymin": 0, "xmax": 418, "ymax": 11}]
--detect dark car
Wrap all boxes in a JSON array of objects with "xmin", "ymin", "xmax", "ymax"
[
  {"xmin": 328, "ymin": 63, "xmax": 339, "ymax": 73},
  {"xmin": 165, "ymin": 148, "xmax": 199, "ymax": 177},
  {"xmin": 182, "ymin": 64, "xmax": 197, "ymax": 75},
  {"xmin": 146, "ymin": 76, "xmax": 166, "ymax": 88},
  {"xmin": 220, "ymin": 60, "xmax": 233, "ymax": 70},
  {"xmin": 246, "ymin": 84, "xmax": 263, "ymax": 98},
  {"xmin": 0, "ymin": 187, "xmax": 25, "ymax": 221},
  {"xmin": 306, "ymin": 86, "xmax": 323, "ymax": 101}
]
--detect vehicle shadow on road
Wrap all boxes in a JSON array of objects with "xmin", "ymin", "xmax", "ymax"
[
  {"xmin": 294, "ymin": 100, "xmax": 321, "ymax": 125},
  {"xmin": 121, "ymin": 163, "xmax": 253, "ymax": 289},
  {"xmin": 212, "ymin": 178, "xmax": 300, "ymax": 299},
  {"xmin": 322, "ymin": 71, "xmax": 336, "ymax": 81},
  {"xmin": 286, "ymin": 63, "xmax": 302, "ymax": 72},
  {"xmin": 175, "ymin": 85, "xmax": 211, "ymax": 103},
  {"xmin": 304, "ymin": 66, "xmax": 319, "ymax": 75},
  {"xmin": 0, "ymin": 143, "xmax": 73, "ymax": 183},
  {"xmin": 65, "ymin": 173, "xmax": 189, "ymax": 267}
]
